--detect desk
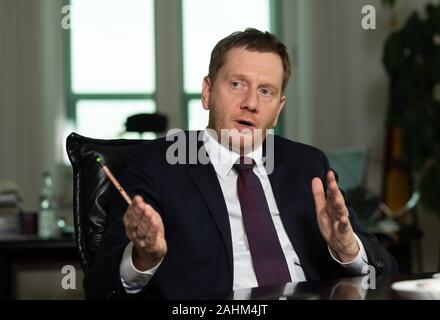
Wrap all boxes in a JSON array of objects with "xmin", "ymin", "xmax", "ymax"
[
  {"xmin": 208, "ymin": 273, "xmax": 438, "ymax": 300},
  {"xmin": 0, "ymin": 234, "xmax": 79, "ymax": 299}
]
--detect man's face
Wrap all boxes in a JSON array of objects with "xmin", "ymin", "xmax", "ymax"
[{"xmin": 202, "ymin": 47, "xmax": 287, "ymax": 153}]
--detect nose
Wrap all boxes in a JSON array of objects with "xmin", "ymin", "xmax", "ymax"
[{"xmin": 241, "ymin": 89, "xmax": 258, "ymax": 112}]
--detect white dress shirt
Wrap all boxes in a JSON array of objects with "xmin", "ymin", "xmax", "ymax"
[{"xmin": 120, "ymin": 128, "xmax": 370, "ymax": 293}]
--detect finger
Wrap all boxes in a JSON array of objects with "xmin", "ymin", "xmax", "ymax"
[
  {"xmin": 136, "ymin": 238, "xmax": 147, "ymax": 249},
  {"xmin": 133, "ymin": 195, "xmax": 144, "ymax": 203},
  {"xmin": 326, "ymin": 171, "xmax": 340, "ymax": 195},
  {"xmin": 125, "ymin": 205, "xmax": 141, "ymax": 227},
  {"xmin": 137, "ymin": 217, "xmax": 152, "ymax": 237},
  {"xmin": 144, "ymin": 215, "xmax": 159, "ymax": 241},
  {"xmin": 144, "ymin": 201, "xmax": 161, "ymax": 217},
  {"xmin": 142, "ymin": 203, "xmax": 155, "ymax": 220},
  {"xmin": 132, "ymin": 196, "xmax": 147, "ymax": 216},
  {"xmin": 312, "ymin": 177, "xmax": 326, "ymax": 214},
  {"xmin": 135, "ymin": 222, "xmax": 147, "ymax": 238},
  {"xmin": 123, "ymin": 209, "xmax": 138, "ymax": 232},
  {"xmin": 133, "ymin": 201, "xmax": 162, "ymax": 246},
  {"xmin": 126, "ymin": 209, "xmax": 142, "ymax": 230},
  {"xmin": 131, "ymin": 199, "xmax": 154, "ymax": 231},
  {"xmin": 137, "ymin": 202, "xmax": 160, "ymax": 228},
  {"xmin": 337, "ymin": 215, "xmax": 351, "ymax": 234},
  {"xmin": 326, "ymin": 172, "xmax": 345, "ymax": 208},
  {"xmin": 328, "ymin": 191, "xmax": 346, "ymax": 212},
  {"xmin": 124, "ymin": 198, "xmax": 147, "ymax": 239},
  {"xmin": 326, "ymin": 171, "xmax": 347, "ymax": 214},
  {"xmin": 138, "ymin": 212, "xmax": 159, "ymax": 242},
  {"xmin": 328, "ymin": 171, "xmax": 345, "ymax": 202}
]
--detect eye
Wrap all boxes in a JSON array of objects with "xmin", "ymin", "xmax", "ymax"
[
  {"xmin": 230, "ymin": 81, "xmax": 241, "ymax": 89},
  {"xmin": 260, "ymin": 88, "xmax": 273, "ymax": 96}
]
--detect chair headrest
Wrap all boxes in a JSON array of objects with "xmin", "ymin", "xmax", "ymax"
[{"xmin": 125, "ymin": 113, "xmax": 168, "ymax": 134}]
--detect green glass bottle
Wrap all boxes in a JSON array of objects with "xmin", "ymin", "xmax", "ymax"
[{"xmin": 38, "ymin": 172, "xmax": 57, "ymax": 239}]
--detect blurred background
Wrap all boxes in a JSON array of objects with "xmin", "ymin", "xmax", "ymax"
[{"xmin": 0, "ymin": 0, "xmax": 439, "ymax": 299}]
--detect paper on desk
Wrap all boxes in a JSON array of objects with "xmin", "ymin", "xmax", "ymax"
[{"xmin": 391, "ymin": 277, "xmax": 440, "ymax": 300}]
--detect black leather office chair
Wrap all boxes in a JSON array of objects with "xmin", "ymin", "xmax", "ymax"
[{"xmin": 66, "ymin": 132, "xmax": 143, "ymax": 274}]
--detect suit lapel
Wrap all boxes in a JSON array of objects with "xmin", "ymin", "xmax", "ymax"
[{"xmin": 186, "ymin": 137, "xmax": 234, "ymax": 281}]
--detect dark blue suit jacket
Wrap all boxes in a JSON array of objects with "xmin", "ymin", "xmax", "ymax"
[{"xmin": 84, "ymin": 131, "xmax": 398, "ymax": 299}]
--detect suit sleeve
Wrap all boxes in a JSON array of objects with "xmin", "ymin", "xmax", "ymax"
[{"xmin": 83, "ymin": 144, "xmax": 163, "ymax": 299}]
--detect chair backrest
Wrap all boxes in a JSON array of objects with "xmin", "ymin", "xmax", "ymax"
[
  {"xmin": 327, "ymin": 147, "xmax": 369, "ymax": 191},
  {"xmin": 66, "ymin": 132, "xmax": 143, "ymax": 273},
  {"xmin": 125, "ymin": 113, "xmax": 168, "ymax": 135}
]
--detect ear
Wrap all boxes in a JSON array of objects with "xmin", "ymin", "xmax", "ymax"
[
  {"xmin": 202, "ymin": 76, "xmax": 212, "ymax": 110},
  {"xmin": 271, "ymin": 95, "xmax": 287, "ymax": 127}
]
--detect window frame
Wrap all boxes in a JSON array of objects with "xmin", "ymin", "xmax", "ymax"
[
  {"xmin": 179, "ymin": 0, "xmax": 283, "ymax": 135},
  {"xmin": 64, "ymin": 0, "xmax": 283, "ymax": 135},
  {"xmin": 64, "ymin": 0, "xmax": 157, "ymax": 122}
]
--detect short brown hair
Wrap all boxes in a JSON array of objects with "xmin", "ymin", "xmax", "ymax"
[{"xmin": 208, "ymin": 28, "xmax": 292, "ymax": 92}]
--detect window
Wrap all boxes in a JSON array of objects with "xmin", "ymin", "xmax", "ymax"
[
  {"xmin": 182, "ymin": 0, "xmax": 273, "ymax": 131},
  {"xmin": 67, "ymin": 0, "xmax": 156, "ymax": 139},
  {"xmin": 65, "ymin": 0, "xmax": 280, "ymax": 139}
]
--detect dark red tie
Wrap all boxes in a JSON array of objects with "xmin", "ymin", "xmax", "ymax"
[{"xmin": 233, "ymin": 156, "xmax": 292, "ymax": 287}]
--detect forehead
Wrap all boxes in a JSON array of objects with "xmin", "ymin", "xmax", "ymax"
[{"xmin": 220, "ymin": 48, "xmax": 283, "ymax": 86}]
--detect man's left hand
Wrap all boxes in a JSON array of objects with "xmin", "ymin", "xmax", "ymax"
[{"xmin": 311, "ymin": 170, "xmax": 359, "ymax": 262}]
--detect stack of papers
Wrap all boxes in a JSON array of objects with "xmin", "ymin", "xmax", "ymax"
[{"xmin": 0, "ymin": 182, "xmax": 21, "ymax": 234}]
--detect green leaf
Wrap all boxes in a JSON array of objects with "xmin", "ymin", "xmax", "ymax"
[
  {"xmin": 383, "ymin": 32, "xmax": 406, "ymax": 74},
  {"xmin": 432, "ymin": 51, "xmax": 440, "ymax": 82}
]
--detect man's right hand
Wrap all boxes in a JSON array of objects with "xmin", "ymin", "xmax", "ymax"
[{"xmin": 123, "ymin": 195, "xmax": 167, "ymax": 271}]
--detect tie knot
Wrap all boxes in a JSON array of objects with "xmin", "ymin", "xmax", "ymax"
[{"xmin": 233, "ymin": 156, "xmax": 256, "ymax": 173}]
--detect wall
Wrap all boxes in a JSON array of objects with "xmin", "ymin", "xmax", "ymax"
[
  {"xmin": 0, "ymin": 0, "xmax": 438, "ymax": 282},
  {"xmin": 0, "ymin": 0, "xmax": 65, "ymax": 210},
  {"xmin": 280, "ymin": 0, "xmax": 439, "ymax": 272}
]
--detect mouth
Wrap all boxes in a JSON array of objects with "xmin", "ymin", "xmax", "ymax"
[{"xmin": 234, "ymin": 119, "xmax": 256, "ymax": 131}]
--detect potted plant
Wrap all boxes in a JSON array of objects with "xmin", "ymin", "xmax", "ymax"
[{"xmin": 382, "ymin": 1, "xmax": 440, "ymax": 267}]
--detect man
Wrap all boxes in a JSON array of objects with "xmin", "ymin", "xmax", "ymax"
[{"xmin": 85, "ymin": 28, "xmax": 397, "ymax": 299}]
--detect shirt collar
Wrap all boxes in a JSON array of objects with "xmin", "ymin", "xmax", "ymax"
[{"xmin": 202, "ymin": 128, "xmax": 265, "ymax": 179}]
